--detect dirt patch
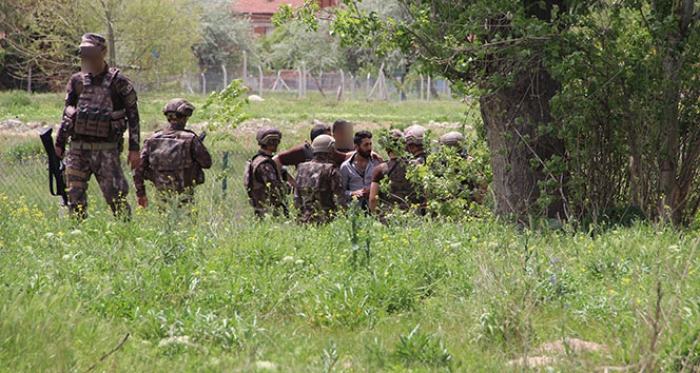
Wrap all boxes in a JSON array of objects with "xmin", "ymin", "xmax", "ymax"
[{"xmin": 507, "ymin": 338, "xmax": 606, "ymax": 368}]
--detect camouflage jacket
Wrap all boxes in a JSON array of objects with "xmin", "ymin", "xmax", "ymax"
[
  {"xmin": 244, "ymin": 151, "xmax": 287, "ymax": 217},
  {"xmin": 133, "ymin": 124, "xmax": 211, "ymax": 197},
  {"xmin": 294, "ymin": 155, "xmax": 347, "ymax": 223},
  {"xmin": 55, "ymin": 63, "xmax": 140, "ymax": 151}
]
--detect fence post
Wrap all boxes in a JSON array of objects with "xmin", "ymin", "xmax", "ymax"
[
  {"xmin": 426, "ymin": 76, "xmax": 431, "ymax": 102},
  {"xmin": 27, "ymin": 64, "xmax": 32, "ymax": 93},
  {"xmin": 242, "ymin": 51, "xmax": 247, "ymax": 82},
  {"xmin": 337, "ymin": 69, "xmax": 345, "ymax": 101},
  {"xmin": 302, "ymin": 62, "xmax": 307, "ymax": 97},
  {"xmin": 366, "ymin": 72, "xmax": 371, "ymax": 99},
  {"xmin": 351, "ymin": 74, "xmax": 355, "ymax": 100},
  {"xmin": 298, "ymin": 66, "xmax": 303, "ymax": 99},
  {"xmin": 258, "ymin": 65, "xmax": 263, "ymax": 97},
  {"xmin": 419, "ymin": 74, "xmax": 424, "ymax": 101},
  {"xmin": 183, "ymin": 69, "xmax": 194, "ymax": 94},
  {"xmin": 201, "ymin": 73, "xmax": 207, "ymax": 95},
  {"xmin": 221, "ymin": 151, "xmax": 229, "ymax": 199},
  {"xmin": 222, "ymin": 64, "xmax": 227, "ymax": 91}
]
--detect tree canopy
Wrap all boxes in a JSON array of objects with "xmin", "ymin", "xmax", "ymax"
[{"xmin": 280, "ymin": 0, "xmax": 700, "ymax": 226}]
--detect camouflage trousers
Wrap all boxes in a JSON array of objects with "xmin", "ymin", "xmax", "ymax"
[{"xmin": 65, "ymin": 148, "xmax": 131, "ymax": 218}]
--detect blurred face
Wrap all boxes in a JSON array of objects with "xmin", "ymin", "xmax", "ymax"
[
  {"xmin": 355, "ymin": 138, "xmax": 372, "ymax": 158},
  {"xmin": 333, "ymin": 124, "xmax": 353, "ymax": 147},
  {"xmin": 80, "ymin": 48, "xmax": 107, "ymax": 73},
  {"xmin": 267, "ymin": 139, "xmax": 280, "ymax": 153}
]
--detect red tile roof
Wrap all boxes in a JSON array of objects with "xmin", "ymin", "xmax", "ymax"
[{"xmin": 233, "ymin": 0, "xmax": 307, "ymax": 15}]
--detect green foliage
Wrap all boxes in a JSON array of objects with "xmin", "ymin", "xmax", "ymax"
[
  {"xmin": 4, "ymin": 193, "xmax": 700, "ymax": 371},
  {"xmin": 406, "ymin": 133, "xmax": 492, "ymax": 219},
  {"xmin": 393, "ymin": 324, "xmax": 453, "ymax": 368},
  {"xmin": 202, "ymin": 79, "xmax": 249, "ymax": 130},
  {"xmin": 548, "ymin": 1, "xmax": 700, "ymax": 225},
  {"xmin": 0, "ymin": 90, "xmax": 34, "ymax": 108},
  {"xmin": 107, "ymin": 0, "xmax": 201, "ymax": 89},
  {"xmin": 1, "ymin": 0, "xmax": 200, "ymax": 91},
  {"xmin": 192, "ymin": 0, "xmax": 257, "ymax": 71},
  {"xmin": 260, "ymin": 20, "xmax": 340, "ymax": 72}
]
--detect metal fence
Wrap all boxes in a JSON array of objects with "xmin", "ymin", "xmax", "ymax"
[
  {"xmin": 0, "ymin": 135, "xmax": 261, "ymax": 221},
  {"xmin": 177, "ymin": 67, "xmax": 453, "ymax": 101}
]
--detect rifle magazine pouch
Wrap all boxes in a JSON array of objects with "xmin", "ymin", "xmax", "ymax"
[
  {"xmin": 73, "ymin": 70, "xmax": 118, "ymax": 139},
  {"xmin": 109, "ymin": 110, "xmax": 126, "ymax": 141}
]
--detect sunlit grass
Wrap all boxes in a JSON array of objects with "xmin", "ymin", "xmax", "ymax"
[{"xmin": 1, "ymin": 90, "xmax": 700, "ymax": 371}]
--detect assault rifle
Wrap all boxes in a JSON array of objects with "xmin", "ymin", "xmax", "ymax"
[{"xmin": 39, "ymin": 127, "xmax": 68, "ymax": 206}]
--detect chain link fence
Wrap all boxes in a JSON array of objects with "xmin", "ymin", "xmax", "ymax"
[
  {"xmin": 0, "ymin": 132, "xmax": 261, "ymax": 220},
  {"xmin": 178, "ymin": 68, "xmax": 453, "ymax": 101}
]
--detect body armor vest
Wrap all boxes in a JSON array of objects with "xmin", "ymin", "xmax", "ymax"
[
  {"xmin": 380, "ymin": 158, "xmax": 413, "ymax": 209},
  {"xmin": 244, "ymin": 153, "xmax": 281, "ymax": 207},
  {"xmin": 73, "ymin": 68, "xmax": 126, "ymax": 141},
  {"xmin": 296, "ymin": 161, "xmax": 337, "ymax": 212}
]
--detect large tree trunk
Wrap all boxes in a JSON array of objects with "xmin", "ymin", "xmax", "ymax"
[{"xmin": 480, "ymin": 64, "xmax": 566, "ymax": 222}]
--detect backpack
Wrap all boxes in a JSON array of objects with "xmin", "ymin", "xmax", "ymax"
[{"xmin": 146, "ymin": 130, "xmax": 196, "ymax": 191}]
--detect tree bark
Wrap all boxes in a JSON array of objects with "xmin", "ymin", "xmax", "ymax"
[
  {"xmin": 658, "ymin": 53, "xmax": 681, "ymax": 224},
  {"xmin": 480, "ymin": 64, "xmax": 566, "ymax": 222}
]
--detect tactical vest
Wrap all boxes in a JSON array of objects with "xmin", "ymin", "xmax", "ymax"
[
  {"xmin": 244, "ymin": 153, "xmax": 281, "ymax": 208},
  {"xmin": 380, "ymin": 158, "xmax": 413, "ymax": 210},
  {"xmin": 73, "ymin": 68, "xmax": 126, "ymax": 141},
  {"xmin": 146, "ymin": 130, "xmax": 199, "ymax": 193},
  {"xmin": 296, "ymin": 160, "xmax": 337, "ymax": 213}
]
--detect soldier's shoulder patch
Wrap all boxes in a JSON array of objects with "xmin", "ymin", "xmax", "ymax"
[{"xmin": 118, "ymin": 79, "xmax": 135, "ymax": 96}]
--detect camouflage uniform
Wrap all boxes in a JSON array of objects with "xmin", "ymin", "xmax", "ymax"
[
  {"xmin": 371, "ymin": 158, "xmax": 414, "ymax": 211},
  {"xmin": 245, "ymin": 151, "xmax": 287, "ymax": 218},
  {"xmin": 436, "ymin": 132, "xmax": 486, "ymax": 204},
  {"xmin": 133, "ymin": 123, "xmax": 212, "ymax": 205},
  {"xmin": 294, "ymin": 154, "xmax": 347, "ymax": 223},
  {"xmin": 55, "ymin": 34, "xmax": 139, "ymax": 218},
  {"xmin": 244, "ymin": 126, "xmax": 287, "ymax": 218}
]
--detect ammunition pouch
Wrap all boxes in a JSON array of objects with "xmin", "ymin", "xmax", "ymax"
[
  {"xmin": 109, "ymin": 109, "xmax": 126, "ymax": 142},
  {"xmin": 74, "ymin": 107, "xmax": 125, "ymax": 140}
]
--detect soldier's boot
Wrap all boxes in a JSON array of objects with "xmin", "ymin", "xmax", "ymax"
[
  {"xmin": 108, "ymin": 195, "xmax": 131, "ymax": 221},
  {"xmin": 69, "ymin": 203, "xmax": 88, "ymax": 220},
  {"xmin": 66, "ymin": 169, "xmax": 89, "ymax": 220}
]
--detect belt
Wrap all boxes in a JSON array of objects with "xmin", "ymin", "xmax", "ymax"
[{"xmin": 70, "ymin": 141, "xmax": 119, "ymax": 150}]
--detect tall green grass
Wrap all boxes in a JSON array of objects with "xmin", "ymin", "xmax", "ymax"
[
  {"xmin": 2, "ymin": 90, "xmax": 699, "ymax": 372},
  {"xmin": 2, "ymin": 192, "xmax": 700, "ymax": 371}
]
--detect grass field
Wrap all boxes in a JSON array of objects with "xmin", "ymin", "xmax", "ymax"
[{"xmin": 2, "ymin": 91, "xmax": 700, "ymax": 372}]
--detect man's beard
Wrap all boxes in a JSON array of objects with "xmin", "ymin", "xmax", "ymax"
[{"xmin": 357, "ymin": 149, "xmax": 371, "ymax": 159}]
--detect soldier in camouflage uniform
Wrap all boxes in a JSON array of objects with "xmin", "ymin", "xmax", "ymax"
[
  {"xmin": 294, "ymin": 135, "xmax": 347, "ymax": 223},
  {"xmin": 438, "ymin": 131, "xmax": 487, "ymax": 204},
  {"xmin": 439, "ymin": 132, "xmax": 470, "ymax": 158},
  {"xmin": 369, "ymin": 129, "xmax": 415, "ymax": 213},
  {"xmin": 54, "ymin": 33, "xmax": 140, "ymax": 219},
  {"xmin": 244, "ymin": 126, "xmax": 288, "ymax": 218},
  {"xmin": 404, "ymin": 125, "xmax": 428, "ymax": 165},
  {"xmin": 133, "ymin": 98, "xmax": 212, "ymax": 208}
]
